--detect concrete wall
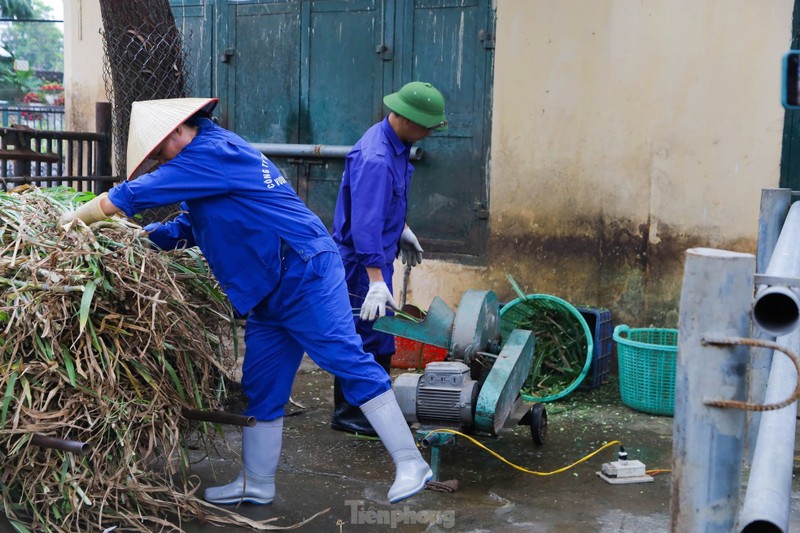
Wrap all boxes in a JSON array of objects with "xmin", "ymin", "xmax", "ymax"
[
  {"xmin": 63, "ymin": 0, "xmax": 107, "ymax": 133},
  {"xmin": 65, "ymin": 0, "xmax": 794, "ymax": 327},
  {"xmin": 404, "ymin": 0, "xmax": 793, "ymax": 327}
]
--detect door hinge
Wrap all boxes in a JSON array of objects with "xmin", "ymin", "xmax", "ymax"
[
  {"xmin": 478, "ymin": 29, "xmax": 494, "ymax": 49},
  {"xmin": 474, "ymin": 201, "xmax": 490, "ymax": 219},
  {"xmin": 221, "ymin": 48, "xmax": 235, "ymax": 63}
]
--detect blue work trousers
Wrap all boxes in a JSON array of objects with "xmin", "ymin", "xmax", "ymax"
[{"xmin": 241, "ymin": 247, "xmax": 391, "ymax": 421}]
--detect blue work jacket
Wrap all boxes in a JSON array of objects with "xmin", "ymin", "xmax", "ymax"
[
  {"xmin": 331, "ymin": 117, "xmax": 413, "ymax": 267},
  {"xmin": 107, "ymin": 118, "xmax": 337, "ymax": 315}
]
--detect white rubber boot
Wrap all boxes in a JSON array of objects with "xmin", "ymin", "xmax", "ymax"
[
  {"xmin": 204, "ymin": 417, "xmax": 283, "ymax": 505},
  {"xmin": 361, "ymin": 390, "xmax": 433, "ymax": 503}
]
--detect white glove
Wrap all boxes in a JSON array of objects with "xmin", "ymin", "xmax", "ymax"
[
  {"xmin": 59, "ymin": 193, "xmax": 108, "ymax": 227},
  {"xmin": 58, "ymin": 210, "xmax": 80, "ymax": 227},
  {"xmin": 399, "ymin": 227, "xmax": 423, "ymax": 267},
  {"xmin": 360, "ymin": 281, "xmax": 398, "ymax": 321}
]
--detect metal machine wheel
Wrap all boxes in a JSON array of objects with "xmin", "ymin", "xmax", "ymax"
[
  {"xmin": 450, "ymin": 290, "xmax": 499, "ymax": 364},
  {"xmin": 529, "ymin": 403, "xmax": 547, "ymax": 445}
]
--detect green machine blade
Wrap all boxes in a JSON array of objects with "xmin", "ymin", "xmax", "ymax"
[
  {"xmin": 373, "ymin": 296, "xmax": 455, "ymax": 349},
  {"xmin": 475, "ymin": 328, "xmax": 536, "ymax": 435}
]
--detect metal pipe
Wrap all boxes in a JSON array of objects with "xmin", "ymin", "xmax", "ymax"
[
  {"xmin": 30, "ymin": 434, "xmax": 92, "ymax": 456},
  {"xmin": 181, "ymin": 408, "xmax": 256, "ymax": 427},
  {"xmin": 418, "ymin": 431, "xmax": 456, "ymax": 483},
  {"xmin": 752, "ymin": 286, "xmax": 800, "ymax": 336},
  {"xmin": 670, "ymin": 248, "xmax": 754, "ymax": 532},
  {"xmin": 738, "ymin": 331, "xmax": 799, "ymax": 533},
  {"xmin": 756, "ymin": 189, "xmax": 792, "ymax": 275},
  {"xmin": 747, "ymin": 189, "xmax": 792, "ymax": 464},
  {"xmin": 252, "ymin": 143, "xmax": 423, "ymax": 161},
  {"xmin": 739, "ymin": 202, "xmax": 800, "ymax": 532},
  {"xmin": 752, "ymin": 201, "xmax": 800, "ymax": 336},
  {"xmin": 420, "ymin": 431, "xmax": 456, "ymax": 449}
]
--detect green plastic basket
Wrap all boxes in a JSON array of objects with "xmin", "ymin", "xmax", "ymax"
[
  {"xmin": 613, "ymin": 325, "xmax": 678, "ymax": 416},
  {"xmin": 500, "ymin": 294, "xmax": 593, "ymax": 403}
]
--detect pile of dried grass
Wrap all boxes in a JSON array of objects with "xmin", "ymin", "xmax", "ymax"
[{"xmin": 0, "ymin": 187, "xmax": 318, "ymax": 532}]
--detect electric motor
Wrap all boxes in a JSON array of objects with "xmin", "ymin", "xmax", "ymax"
[{"xmin": 393, "ymin": 361, "xmax": 480, "ymax": 428}]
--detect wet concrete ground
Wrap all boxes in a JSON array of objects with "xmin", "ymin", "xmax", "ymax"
[
  {"xmin": 183, "ymin": 357, "xmax": 677, "ymax": 532},
  {"xmin": 2, "ymin": 356, "xmax": 799, "ymax": 532}
]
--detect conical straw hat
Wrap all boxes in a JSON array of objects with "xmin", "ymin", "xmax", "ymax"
[{"xmin": 126, "ymin": 97, "xmax": 218, "ymax": 179}]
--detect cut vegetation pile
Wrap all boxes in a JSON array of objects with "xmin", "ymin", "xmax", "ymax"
[{"xmin": 0, "ymin": 187, "xmax": 303, "ymax": 532}]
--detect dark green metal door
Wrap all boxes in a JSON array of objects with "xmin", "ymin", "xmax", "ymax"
[
  {"xmin": 172, "ymin": 0, "xmax": 494, "ymax": 259},
  {"xmin": 394, "ymin": 0, "xmax": 493, "ymax": 256},
  {"xmin": 215, "ymin": 0, "xmax": 386, "ymax": 222},
  {"xmin": 170, "ymin": 1, "xmax": 215, "ymax": 98},
  {"xmin": 782, "ymin": 1, "xmax": 800, "ymax": 190},
  {"xmin": 298, "ymin": 0, "xmax": 388, "ymax": 221}
]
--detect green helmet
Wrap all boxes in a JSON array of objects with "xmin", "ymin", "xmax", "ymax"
[{"xmin": 383, "ymin": 81, "xmax": 447, "ymax": 131}]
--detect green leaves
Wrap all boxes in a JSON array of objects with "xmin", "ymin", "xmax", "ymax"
[
  {"xmin": 0, "ymin": 187, "xmax": 240, "ymax": 531},
  {"xmin": 1, "ymin": 370, "xmax": 17, "ymax": 430},
  {"xmin": 78, "ymin": 280, "xmax": 96, "ymax": 334}
]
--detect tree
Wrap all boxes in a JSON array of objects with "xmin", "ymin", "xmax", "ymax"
[
  {"xmin": 0, "ymin": 0, "xmax": 33, "ymax": 20},
  {"xmin": 1, "ymin": 0, "xmax": 62, "ymax": 71}
]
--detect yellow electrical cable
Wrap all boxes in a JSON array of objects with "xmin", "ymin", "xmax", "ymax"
[{"xmin": 421, "ymin": 428, "xmax": 622, "ymax": 477}]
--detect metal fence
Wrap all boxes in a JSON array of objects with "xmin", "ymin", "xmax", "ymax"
[
  {"xmin": 0, "ymin": 104, "xmax": 65, "ymax": 131},
  {"xmin": 0, "ymin": 103, "xmax": 115, "ymax": 194}
]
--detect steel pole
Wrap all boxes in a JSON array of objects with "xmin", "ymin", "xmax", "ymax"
[
  {"xmin": 747, "ymin": 189, "xmax": 792, "ymax": 463},
  {"xmin": 670, "ymin": 248, "xmax": 754, "ymax": 532},
  {"xmin": 252, "ymin": 143, "xmax": 423, "ymax": 161},
  {"xmin": 756, "ymin": 189, "xmax": 792, "ymax": 275},
  {"xmin": 738, "ymin": 330, "xmax": 799, "ymax": 533},
  {"xmin": 752, "ymin": 200, "xmax": 800, "ymax": 336},
  {"xmin": 739, "ymin": 199, "xmax": 800, "ymax": 533}
]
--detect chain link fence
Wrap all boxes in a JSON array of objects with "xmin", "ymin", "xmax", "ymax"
[{"xmin": 99, "ymin": 0, "xmax": 193, "ymax": 224}]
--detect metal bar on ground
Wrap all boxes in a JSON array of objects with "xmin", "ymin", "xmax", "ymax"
[
  {"xmin": 30, "ymin": 434, "xmax": 93, "ymax": 456},
  {"xmin": 181, "ymin": 408, "xmax": 256, "ymax": 427}
]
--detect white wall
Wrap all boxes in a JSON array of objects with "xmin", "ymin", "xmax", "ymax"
[
  {"xmin": 63, "ymin": 0, "xmax": 107, "ymax": 132},
  {"xmin": 492, "ymin": 0, "xmax": 789, "ymax": 238}
]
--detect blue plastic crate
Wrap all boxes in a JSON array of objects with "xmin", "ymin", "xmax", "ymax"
[{"xmin": 576, "ymin": 306, "xmax": 613, "ymax": 390}]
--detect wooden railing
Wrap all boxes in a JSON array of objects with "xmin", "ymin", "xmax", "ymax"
[{"xmin": 0, "ymin": 103, "xmax": 117, "ymax": 194}]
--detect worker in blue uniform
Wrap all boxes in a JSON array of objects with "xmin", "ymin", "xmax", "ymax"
[
  {"xmin": 57, "ymin": 97, "xmax": 433, "ymax": 505},
  {"xmin": 330, "ymin": 81, "xmax": 447, "ymax": 436}
]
